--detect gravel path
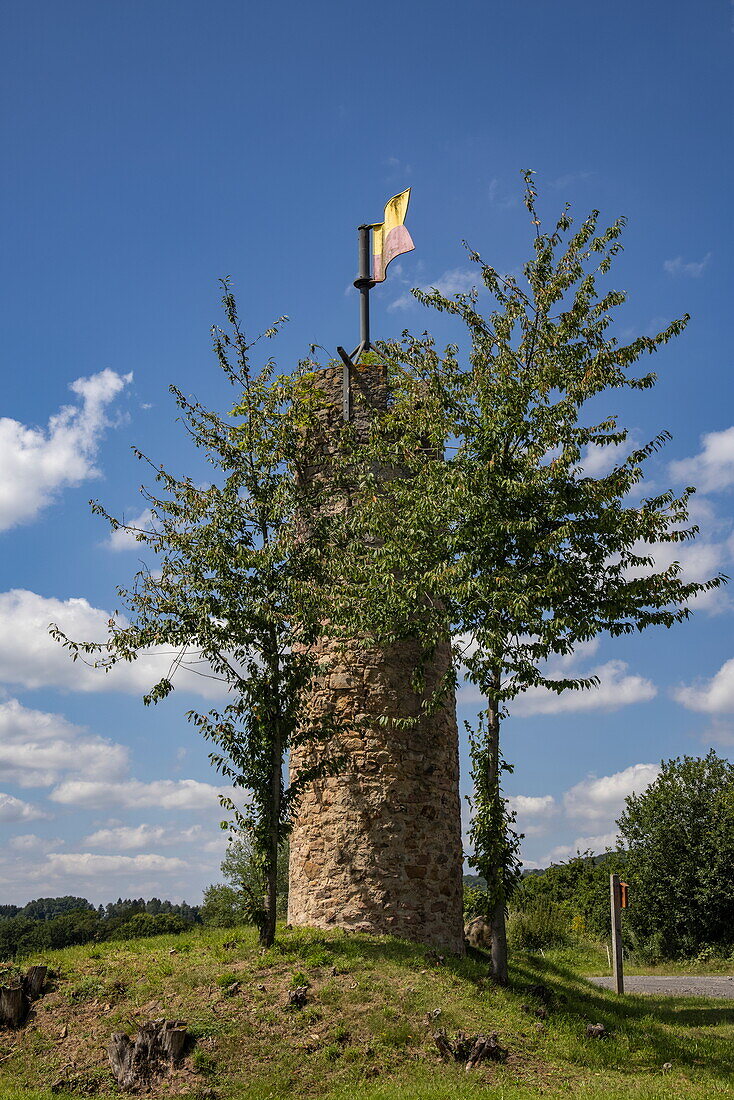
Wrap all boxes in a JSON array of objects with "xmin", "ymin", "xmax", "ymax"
[{"xmin": 589, "ymin": 975, "xmax": 734, "ymax": 999}]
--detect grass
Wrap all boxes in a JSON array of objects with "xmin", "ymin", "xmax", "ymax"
[
  {"xmin": 534, "ymin": 941, "xmax": 734, "ymax": 977},
  {"xmin": 0, "ymin": 924, "xmax": 731, "ymax": 1098}
]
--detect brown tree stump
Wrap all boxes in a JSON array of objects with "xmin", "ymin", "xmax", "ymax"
[
  {"xmin": 433, "ymin": 1027, "xmax": 508, "ymax": 1068},
  {"xmin": 0, "ymin": 966, "xmax": 48, "ymax": 1028},
  {"xmin": 23, "ymin": 965, "xmax": 48, "ymax": 1000},
  {"xmin": 0, "ymin": 983, "xmax": 29, "ymax": 1028},
  {"xmin": 107, "ymin": 1019, "xmax": 188, "ymax": 1092}
]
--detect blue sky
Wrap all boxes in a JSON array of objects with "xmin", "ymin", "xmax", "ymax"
[{"xmin": 1, "ymin": 0, "xmax": 732, "ymax": 904}]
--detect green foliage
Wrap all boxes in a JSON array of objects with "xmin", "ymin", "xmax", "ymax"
[
  {"xmin": 18, "ymin": 897, "xmax": 94, "ymax": 922},
  {"xmin": 107, "ymin": 912, "xmax": 186, "ymax": 941},
  {"xmin": 215, "ymin": 971, "xmax": 241, "ymax": 989},
  {"xmin": 507, "ymin": 899, "xmax": 571, "ymax": 950},
  {"xmin": 462, "ymin": 884, "xmax": 488, "ymax": 920},
  {"xmin": 332, "ymin": 172, "xmax": 724, "ymax": 979},
  {"xmin": 0, "ymin": 897, "xmax": 198, "ymax": 959},
  {"xmin": 465, "ymin": 721, "xmax": 523, "ymax": 922},
  {"xmin": 515, "ymin": 852, "xmax": 627, "ymax": 940},
  {"xmin": 50, "ymin": 282, "xmax": 341, "ymax": 948},
  {"xmin": 202, "ymin": 833, "xmax": 289, "ymax": 928},
  {"xmin": 200, "ymin": 884, "xmax": 245, "ymax": 928},
  {"xmin": 191, "ymin": 1047, "xmax": 218, "ymax": 1076},
  {"xmin": 618, "ymin": 750, "xmax": 734, "ymax": 958}
]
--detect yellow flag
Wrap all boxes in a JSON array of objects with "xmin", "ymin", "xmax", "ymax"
[{"xmin": 372, "ymin": 188, "xmax": 415, "ymax": 283}]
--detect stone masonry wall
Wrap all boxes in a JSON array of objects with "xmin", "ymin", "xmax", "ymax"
[{"xmin": 287, "ymin": 362, "xmax": 465, "ymax": 954}]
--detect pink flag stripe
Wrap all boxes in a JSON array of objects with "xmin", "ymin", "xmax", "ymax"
[{"xmin": 373, "ymin": 224, "xmax": 415, "ymax": 282}]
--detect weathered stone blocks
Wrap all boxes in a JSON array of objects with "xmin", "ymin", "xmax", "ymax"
[{"xmin": 287, "ymin": 363, "xmax": 465, "ymax": 954}]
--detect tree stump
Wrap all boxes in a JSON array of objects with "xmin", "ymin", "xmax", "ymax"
[
  {"xmin": 433, "ymin": 1027, "xmax": 507, "ymax": 1068},
  {"xmin": 0, "ymin": 984, "xmax": 29, "ymax": 1029},
  {"xmin": 23, "ymin": 966, "xmax": 48, "ymax": 1000},
  {"xmin": 286, "ymin": 987, "xmax": 308, "ymax": 1009},
  {"xmin": 0, "ymin": 965, "xmax": 48, "ymax": 1028},
  {"xmin": 107, "ymin": 1019, "xmax": 188, "ymax": 1091}
]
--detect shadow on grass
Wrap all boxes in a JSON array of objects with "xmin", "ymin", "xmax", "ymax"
[
  {"xmin": 270, "ymin": 927, "xmax": 479, "ymax": 973},
  {"xmin": 510, "ymin": 955, "xmax": 734, "ymax": 1082}
]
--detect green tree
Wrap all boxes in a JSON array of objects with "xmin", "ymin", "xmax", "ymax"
[
  {"xmin": 617, "ymin": 750, "xmax": 734, "ymax": 958},
  {"xmin": 514, "ymin": 852, "xmax": 627, "ymax": 940},
  {"xmin": 335, "ymin": 173, "xmax": 724, "ymax": 981},
  {"xmin": 202, "ymin": 832, "xmax": 289, "ymax": 927},
  {"xmin": 52, "ymin": 284, "xmax": 339, "ymax": 948}
]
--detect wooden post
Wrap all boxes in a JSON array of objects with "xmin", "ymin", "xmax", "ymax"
[{"xmin": 610, "ymin": 873, "xmax": 624, "ymax": 994}]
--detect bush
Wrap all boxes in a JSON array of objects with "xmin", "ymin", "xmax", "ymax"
[
  {"xmin": 507, "ymin": 900, "xmax": 571, "ymax": 951},
  {"xmin": 514, "ymin": 852, "xmax": 626, "ymax": 939},
  {"xmin": 201, "ymin": 834, "xmax": 289, "ymax": 927},
  {"xmin": 200, "ymin": 884, "xmax": 246, "ymax": 928},
  {"xmin": 463, "ymin": 884, "xmax": 488, "ymax": 921},
  {"xmin": 106, "ymin": 912, "xmax": 186, "ymax": 941},
  {"xmin": 618, "ymin": 750, "xmax": 734, "ymax": 958}
]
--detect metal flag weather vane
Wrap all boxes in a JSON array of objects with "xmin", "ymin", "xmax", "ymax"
[{"xmin": 337, "ymin": 188, "xmax": 415, "ymax": 420}]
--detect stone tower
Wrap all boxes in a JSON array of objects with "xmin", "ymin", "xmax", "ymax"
[{"xmin": 287, "ymin": 362, "xmax": 465, "ymax": 954}]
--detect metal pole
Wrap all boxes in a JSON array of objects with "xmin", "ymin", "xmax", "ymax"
[
  {"xmin": 610, "ymin": 873, "xmax": 624, "ymax": 994},
  {"xmin": 340, "ymin": 225, "xmax": 376, "ymax": 422},
  {"xmin": 355, "ymin": 224, "xmax": 374, "ymax": 352}
]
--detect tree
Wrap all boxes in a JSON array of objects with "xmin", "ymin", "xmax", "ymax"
[
  {"xmin": 513, "ymin": 851, "xmax": 627, "ymax": 940},
  {"xmin": 52, "ymin": 283, "xmax": 340, "ymax": 948},
  {"xmin": 202, "ymin": 832, "xmax": 289, "ymax": 927},
  {"xmin": 617, "ymin": 750, "xmax": 734, "ymax": 958},
  {"xmin": 20, "ymin": 896, "xmax": 94, "ymax": 921},
  {"xmin": 334, "ymin": 173, "xmax": 725, "ymax": 980}
]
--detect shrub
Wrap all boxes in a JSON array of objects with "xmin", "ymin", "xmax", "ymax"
[{"xmin": 507, "ymin": 900, "xmax": 571, "ymax": 950}]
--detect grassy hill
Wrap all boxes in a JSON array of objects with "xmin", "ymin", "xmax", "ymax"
[{"xmin": 0, "ymin": 924, "xmax": 732, "ymax": 1099}]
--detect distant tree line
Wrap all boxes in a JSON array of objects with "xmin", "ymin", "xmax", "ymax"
[{"xmin": 0, "ymin": 896, "xmax": 200, "ymax": 959}]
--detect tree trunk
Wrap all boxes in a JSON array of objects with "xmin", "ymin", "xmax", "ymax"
[
  {"xmin": 487, "ymin": 684, "xmax": 509, "ymax": 985},
  {"xmin": 260, "ymin": 829, "xmax": 278, "ymax": 948},
  {"xmin": 490, "ymin": 893, "xmax": 509, "ymax": 985},
  {"xmin": 260, "ymin": 635, "xmax": 282, "ymax": 950}
]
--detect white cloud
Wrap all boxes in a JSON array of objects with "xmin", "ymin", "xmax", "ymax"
[
  {"xmin": 578, "ymin": 436, "xmax": 637, "ymax": 478},
  {"xmin": 0, "ymin": 369, "xmax": 132, "ymax": 531},
  {"xmin": 50, "ymin": 778, "xmax": 233, "ymax": 811},
  {"xmin": 0, "ymin": 792, "xmax": 45, "ymax": 822},
  {"xmin": 624, "ymin": 535, "xmax": 731, "ymax": 614},
  {"xmin": 563, "ymin": 763, "xmax": 659, "ymax": 822},
  {"xmin": 487, "ymin": 178, "xmax": 519, "ymax": 210},
  {"xmin": 663, "ymin": 252, "xmax": 712, "ymax": 278},
  {"xmin": 0, "ymin": 589, "xmax": 224, "ymax": 699},
  {"xmin": 104, "ymin": 508, "xmax": 156, "ymax": 551},
  {"xmin": 511, "ymin": 660, "xmax": 656, "ymax": 717},
  {"xmin": 388, "ymin": 268, "xmax": 477, "ymax": 312},
  {"xmin": 547, "ymin": 171, "xmax": 594, "ymax": 190},
  {"xmin": 674, "ymin": 657, "xmax": 734, "ymax": 714},
  {"xmin": 508, "ymin": 794, "xmax": 556, "ymax": 817},
  {"xmin": 669, "ymin": 426, "xmax": 734, "ymax": 494},
  {"xmin": 544, "ymin": 831, "xmax": 620, "ymax": 862},
  {"xmin": 510, "ymin": 796, "xmax": 556, "ymax": 836},
  {"xmin": 0, "ymin": 696, "xmax": 128, "ymax": 787},
  {"xmin": 41, "ymin": 852, "xmax": 186, "ymax": 877},
  {"xmin": 7, "ymin": 834, "xmax": 56, "ymax": 852},
  {"xmin": 84, "ymin": 822, "xmax": 226, "ymax": 852},
  {"xmin": 508, "ymin": 794, "xmax": 557, "ymax": 839}
]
